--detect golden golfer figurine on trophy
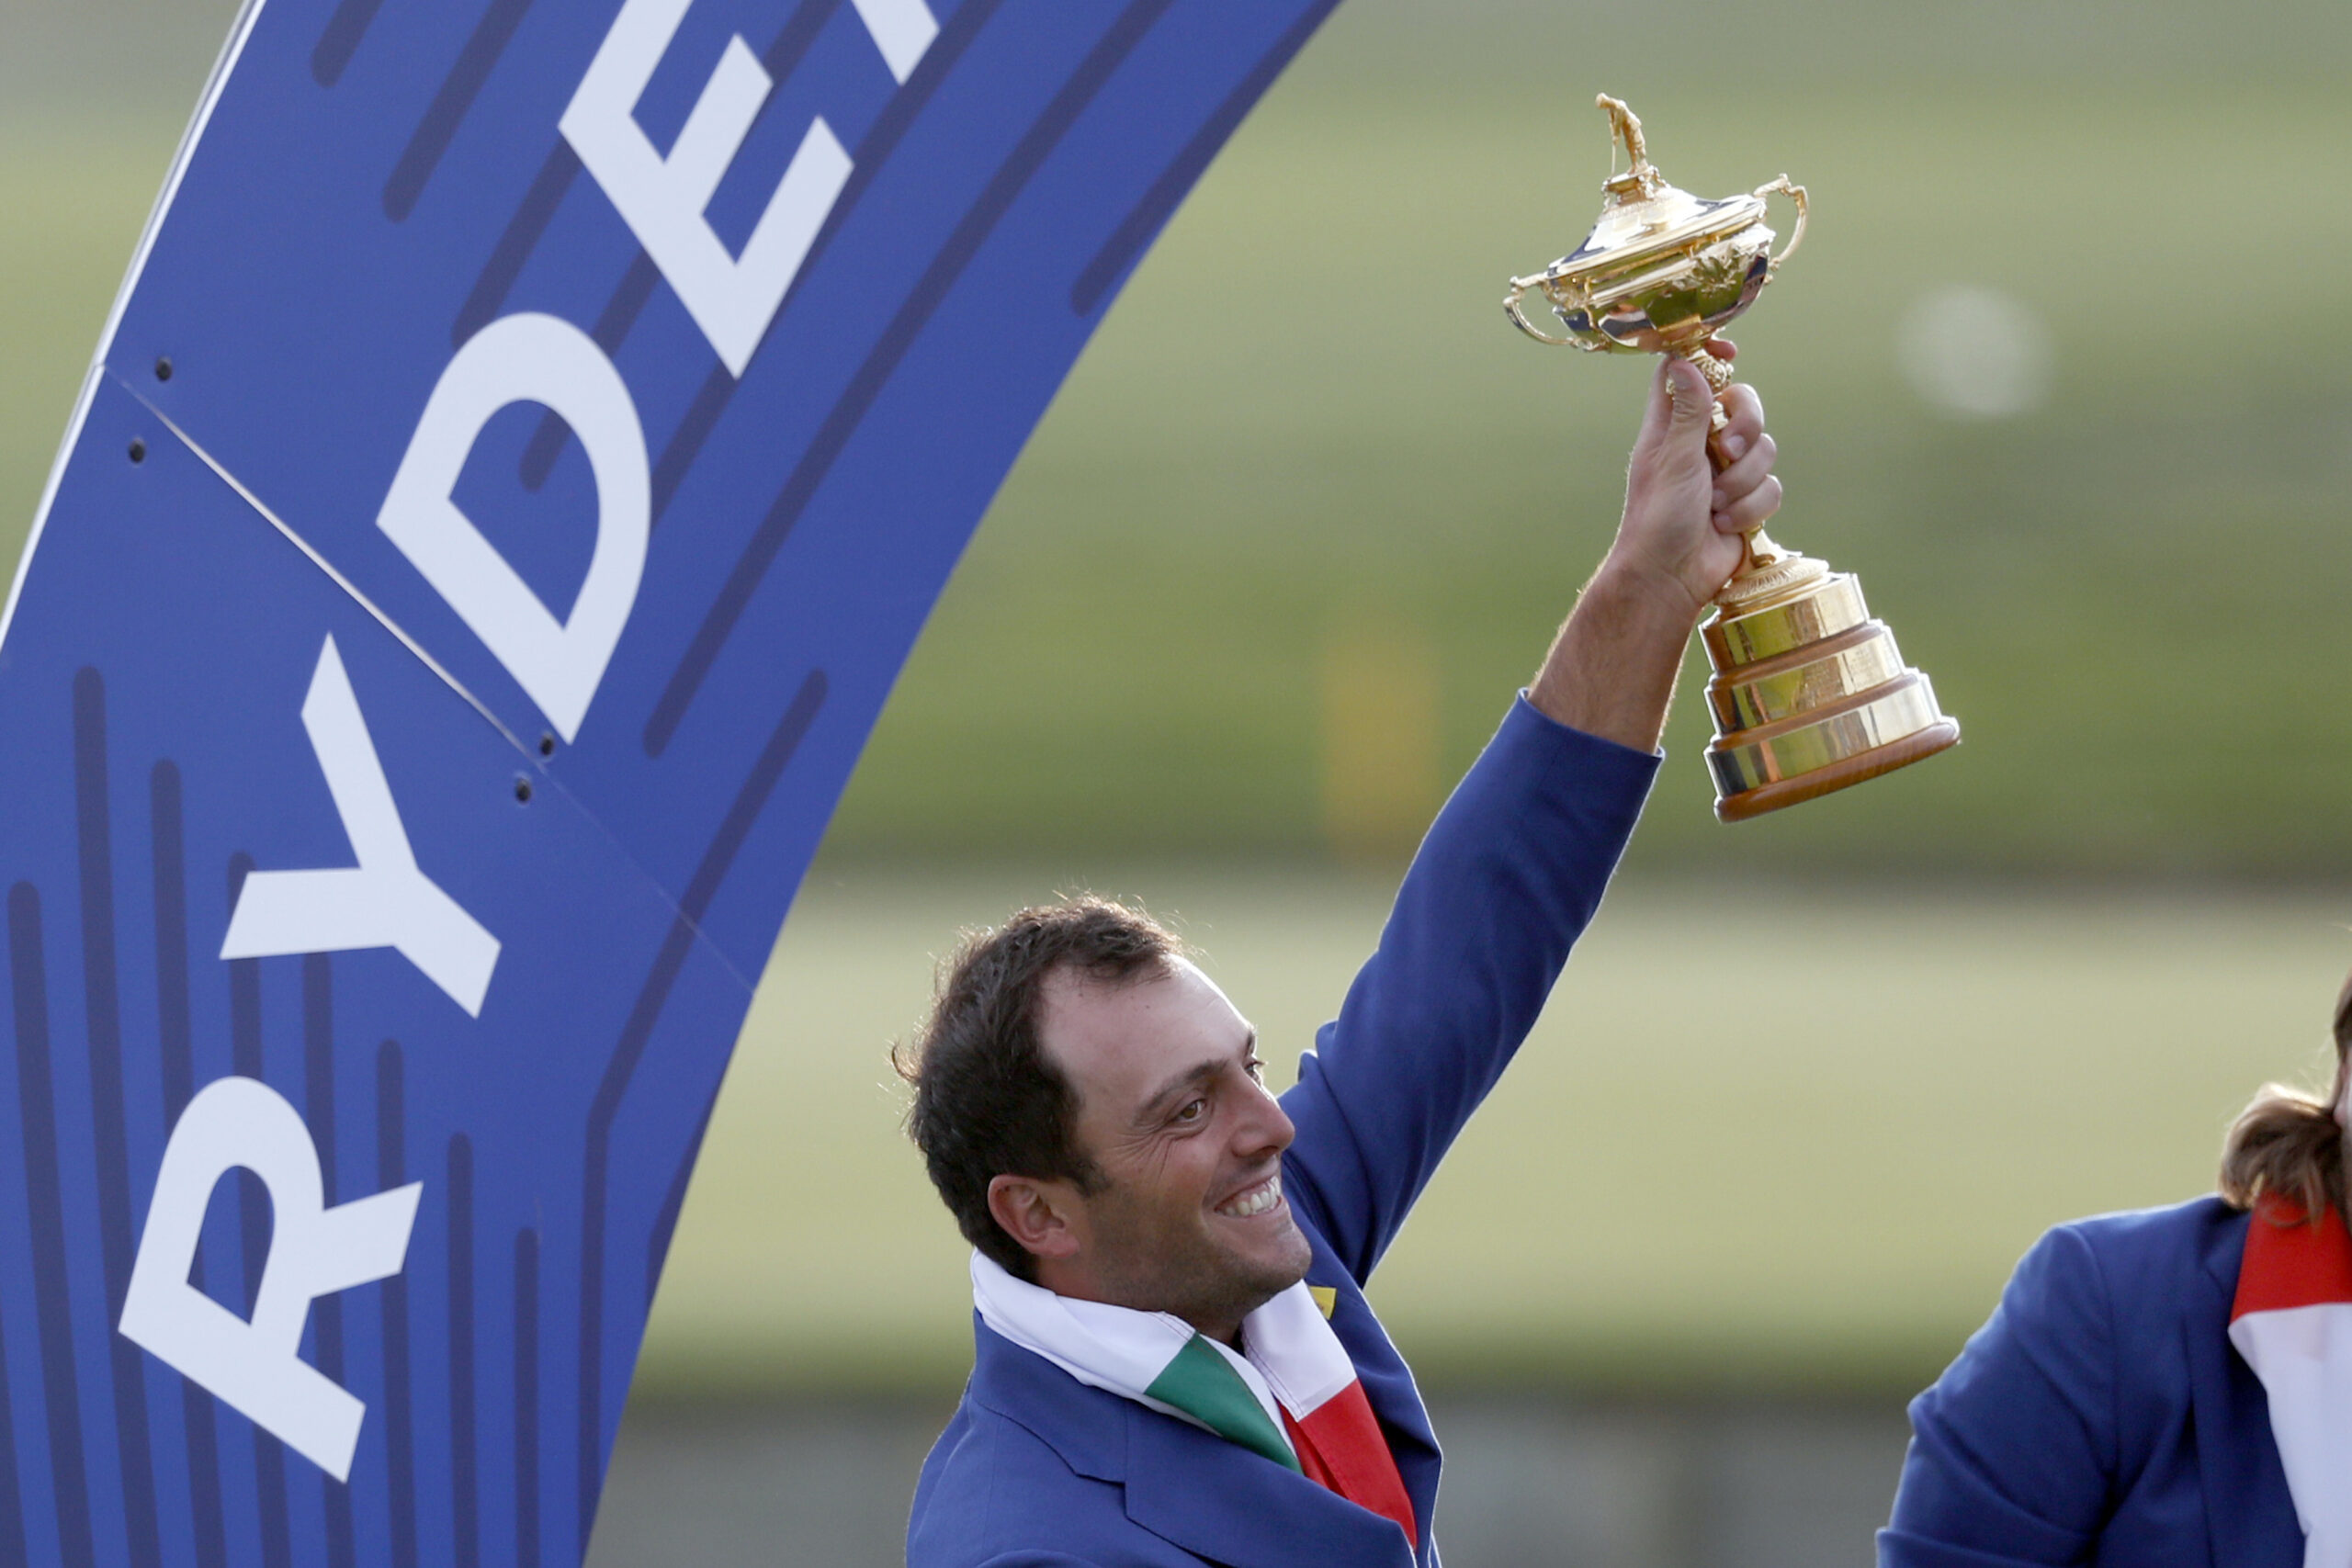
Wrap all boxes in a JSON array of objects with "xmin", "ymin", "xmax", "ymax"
[{"xmin": 1506, "ymin": 95, "xmax": 1958, "ymax": 820}]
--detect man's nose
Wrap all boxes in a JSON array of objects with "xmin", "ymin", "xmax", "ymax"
[{"xmin": 1235, "ymin": 1079, "xmax": 1295, "ymax": 1159}]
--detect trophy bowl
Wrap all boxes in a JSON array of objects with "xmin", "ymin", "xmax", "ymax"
[
  {"xmin": 1506, "ymin": 96, "xmax": 1958, "ymax": 821},
  {"xmin": 1504, "ymin": 101, "xmax": 1802, "ymax": 367}
]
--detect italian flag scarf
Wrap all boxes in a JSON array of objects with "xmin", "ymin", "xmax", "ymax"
[
  {"xmin": 971, "ymin": 1252, "xmax": 1417, "ymax": 1546},
  {"xmin": 2229, "ymin": 1194, "xmax": 2352, "ymax": 1568}
]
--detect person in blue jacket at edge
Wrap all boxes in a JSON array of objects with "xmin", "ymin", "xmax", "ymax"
[
  {"xmin": 890, "ymin": 342, "xmax": 1783, "ymax": 1568},
  {"xmin": 1881, "ymin": 970, "xmax": 2352, "ymax": 1567}
]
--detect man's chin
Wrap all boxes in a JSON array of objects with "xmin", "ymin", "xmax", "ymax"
[
  {"xmin": 1224, "ymin": 1213, "xmax": 1314, "ymax": 1298},
  {"xmin": 1105, "ymin": 1213, "xmax": 1316, "ymax": 1331}
]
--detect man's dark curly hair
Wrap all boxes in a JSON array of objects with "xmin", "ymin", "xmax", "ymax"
[{"xmin": 894, "ymin": 897, "xmax": 1182, "ymax": 1280}]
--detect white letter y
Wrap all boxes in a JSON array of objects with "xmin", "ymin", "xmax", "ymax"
[{"xmin": 220, "ymin": 635, "xmax": 500, "ymax": 1015}]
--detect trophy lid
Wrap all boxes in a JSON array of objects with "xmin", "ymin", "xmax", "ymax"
[{"xmin": 1541, "ymin": 96, "xmax": 1770, "ymax": 286}]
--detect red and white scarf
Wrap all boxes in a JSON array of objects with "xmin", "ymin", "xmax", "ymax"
[
  {"xmin": 2229, "ymin": 1194, "xmax": 2352, "ymax": 1567},
  {"xmin": 971, "ymin": 1253, "xmax": 1417, "ymax": 1546}
]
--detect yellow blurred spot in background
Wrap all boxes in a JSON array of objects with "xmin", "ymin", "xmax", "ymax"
[{"xmin": 1319, "ymin": 615, "xmax": 1442, "ymax": 862}]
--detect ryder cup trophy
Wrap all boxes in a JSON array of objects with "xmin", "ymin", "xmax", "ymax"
[{"xmin": 1506, "ymin": 96, "xmax": 1959, "ymax": 820}]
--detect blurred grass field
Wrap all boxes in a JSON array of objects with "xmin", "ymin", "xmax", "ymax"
[
  {"xmin": 835, "ymin": 63, "xmax": 2352, "ymax": 877},
  {"xmin": 8, "ymin": 17, "xmax": 2352, "ymax": 876},
  {"xmin": 637, "ymin": 867, "xmax": 2352, "ymax": 1397},
  {"xmin": 8, "ymin": 0, "xmax": 2352, "ymax": 1403}
]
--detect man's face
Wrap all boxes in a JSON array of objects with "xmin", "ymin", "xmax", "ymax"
[{"xmin": 1032, "ymin": 958, "xmax": 1314, "ymax": 1339}]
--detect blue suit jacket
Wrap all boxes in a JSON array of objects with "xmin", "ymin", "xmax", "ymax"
[
  {"xmin": 905, "ymin": 697, "xmax": 1659, "ymax": 1567},
  {"xmin": 1883, "ymin": 1196, "xmax": 2301, "ymax": 1566}
]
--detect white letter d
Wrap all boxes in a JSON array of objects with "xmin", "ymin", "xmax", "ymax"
[{"xmin": 377, "ymin": 312, "xmax": 649, "ymax": 743}]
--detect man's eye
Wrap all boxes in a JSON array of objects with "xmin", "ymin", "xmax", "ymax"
[
  {"xmin": 1245, "ymin": 1057, "xmax": 1266, "ymax": 1082},
  {"xmin": 1173, "ymin": 1098, "xmax": 1206, "ymax": 1124}
]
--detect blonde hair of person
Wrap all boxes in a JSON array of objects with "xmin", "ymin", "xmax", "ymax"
[{"xmin": 2218, "ymin": 971, "xmax": 2352, "ymax": 1223}]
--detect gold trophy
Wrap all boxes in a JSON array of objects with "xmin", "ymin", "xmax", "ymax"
[{"xmin": 1506, "ymin": 96, "xmax": 1959, "ymax": 820}]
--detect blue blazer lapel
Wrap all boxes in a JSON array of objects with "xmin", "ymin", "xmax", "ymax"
[
  {"xmin": 967, "ymin": 1316, "xmax": 1126, "ymax": 1483},
  {"xmin": 1123, "ymin": 1399, "xmax": 1419, "ymax": 1568},
  {"xmin": 974, "ymin": 1314, "xmax": 1419, "ymax": 1566},
  {"xmin": 2185, "ymin": 1213, "xmax": 2301, "ymax": 1567},
  {"xmin": 1326, "ymin": 1276, "xmax": 1440, "ymax": 1550}
]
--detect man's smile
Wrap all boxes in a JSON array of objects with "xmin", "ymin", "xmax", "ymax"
[{"xmin": 1213, "ymin": 1171, "xmax": 1284, "ymax": 1219}]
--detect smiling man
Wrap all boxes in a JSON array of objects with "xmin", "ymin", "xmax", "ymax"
[{"xmin": 898, "ymin": 352, "xmax": 1781, "ymax": 1567}]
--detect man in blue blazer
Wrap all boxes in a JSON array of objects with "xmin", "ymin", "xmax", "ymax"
[
  {"xmin": 894, "ymin": 350, "xmax": 1786, "ymax": 1567},
  {"xmin": 1882, "ymin": 1198, "xmax": 2301, "ymax": 1565},
  {"xmin": 1882, "ymin": 979, "xmax": 2352, "ymax": 1565}
]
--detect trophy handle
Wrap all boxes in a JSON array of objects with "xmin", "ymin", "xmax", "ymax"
[
  {"xmin": 1754, "ymin": 175, "xmax": 1808, "ymax": 274},
  {"xmin": 1503, "ymin": 276, "xmax": 1578, "ymax": 345}
]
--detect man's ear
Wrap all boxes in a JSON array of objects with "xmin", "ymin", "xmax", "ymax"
[{"xmin": 987, "ymin": 1174, "xmax": 1082, "ymax": 1262}]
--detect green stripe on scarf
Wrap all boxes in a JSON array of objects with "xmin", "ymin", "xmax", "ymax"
[{"xmin": 1143, "ymin": 1335, "xmax": 1301, "ymax": 1472}]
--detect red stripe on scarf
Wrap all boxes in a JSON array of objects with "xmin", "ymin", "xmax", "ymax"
[
  {"xmin": 1279, "ymin": 1382, "xmax": 1416, "ymax": 1546},
  {"xmin": 2233, "ymin": 1194, "xmax": 2352, "ymax": 1320}
]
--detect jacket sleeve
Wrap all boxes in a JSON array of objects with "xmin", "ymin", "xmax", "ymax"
[
  {"xmin": 1879, "ymin": 1224, "xmax": 2120, "ymax": 1566},
  {"xmin": 1277, "ymin": 694, "xmax": 1657, "ymax": 1284}
]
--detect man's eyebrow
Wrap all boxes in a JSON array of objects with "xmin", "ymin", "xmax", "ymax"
[{"xmin": 1135, "ymin": 1032, "xmax": 1258, "ymax": 1124}]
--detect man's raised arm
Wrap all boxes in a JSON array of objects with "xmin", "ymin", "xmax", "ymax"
[{"xmin": 1278, "ymin": 351, "xmax": 1781, "ymax": 1282}]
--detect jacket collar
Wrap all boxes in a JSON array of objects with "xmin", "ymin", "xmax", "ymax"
[
  {"xmin": 1312, "ymin": 1241, "xmax": 1441, "ymax": 1546},
  {"xmin": 968, "ymin": 1313, "xmax": 1126, "ymax": 1479},
  {"xmin": 967, "ymin": 1235, "xmax": 1441, "ymax": 1567},
  {"xmin": 1123, "ymin": 1393, "xmax": 1419, "ymax": 1567},
  {"xmin": 2186, "ymin": 1201, "xmax": 2301, "ymax": 1567},
  {"xmin": 969, "ymin": 1316, "xmax": 1416, "ymax": 1566}
]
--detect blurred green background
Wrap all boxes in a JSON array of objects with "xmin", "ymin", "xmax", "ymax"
[{"xmin": 7, "ymin": 0, "xmax": 2352, "ymax": 1413}]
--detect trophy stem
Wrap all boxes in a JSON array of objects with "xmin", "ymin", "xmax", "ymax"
[
  {"xmin": 1714, "ymin": 534, "xmax": 1823, "ymax": 611},
  {"xmin": 1681, "ymin": 351, "xmax": 1808, "ymax": 600}
]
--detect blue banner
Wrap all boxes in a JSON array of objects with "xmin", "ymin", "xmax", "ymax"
[{"xmin": 0, "ymin": 0, "xmax": 1337, "ymax": 1562}]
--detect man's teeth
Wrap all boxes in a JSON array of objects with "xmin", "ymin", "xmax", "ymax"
[{"xmin": 1217, "ymin": 1175, "xmax": 1282, "ymax": 1218}]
